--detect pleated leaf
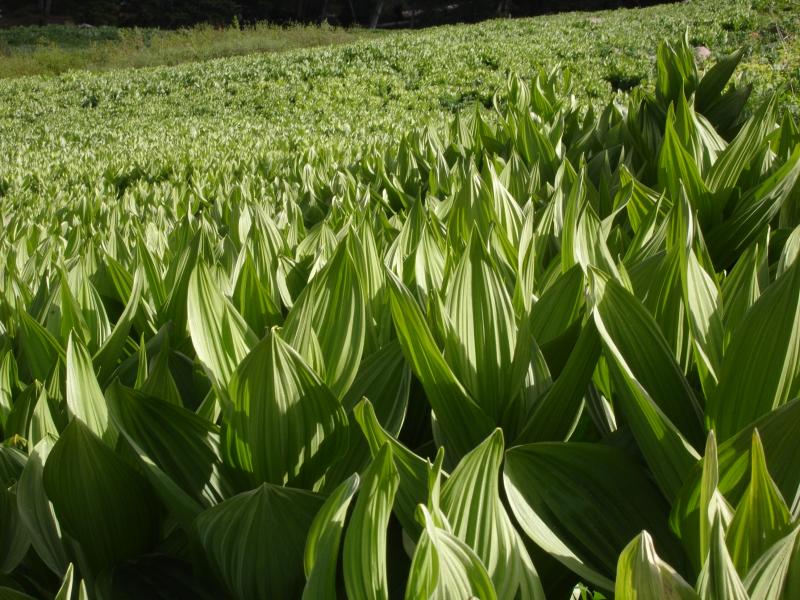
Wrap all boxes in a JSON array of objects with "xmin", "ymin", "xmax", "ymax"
[
  {"xmin": 66, "ymin": 334, "xmax": 116, "ymax": 447},
  {"xmin": 303, "ymin": 473, "xmax": 360, "ymax": 600},
  {"xmin": 696, "ymin": 515, "xmax": 749, "ymax": 600},
  {"xmin": 283, "ymin": 236, "xmax": 366, "ymax": 400},
  {"xmin": 187, "ymin": 263, "xmax": 257, "ymax": 397},
  {"xmin": 440, "ymin": 429, "xmax": 544, "ymax": 599},
  {"xmin": 16, "ymin": 437, "xmax": 68, "ymax": 577},
  {"xmin": 224, "ymin": 329, "xmax": 348, "ymax": 489},
  {"xmin": 743, "ymin": 522, "xmax": 800, "ymax": 600},
  {"xmin": 194, "ymin": 483, "xmax": 324, "ymax": 600},
  {"xmin": 43, "ymin": 419, "xmax": 159, "ymax": 573},
  {"xmin": 591, "ymin": 269, "xmax": 703, "ymax": 446},
  {"xmin": 708, "ymin": 259, "xmax": 800, "ymax": 440},
  {"xmin": 354, "ymin": 399, "xmax": 433, "ymax": 537},
  {"xmin": 106, "ymin": 382, "xmax": 238, "ymax": 522},
  {"xmin": 615, "ymin": 531, "xmax": 699, "ymax": 600},
  {"xmin": 405, "ymin": 505, "xmax": 497, "ymax": 600},
  {"xmin": 726, "ymin": 430, "xmax": 792, "ymax": 576},
  {"xmin": 443, "ymin": 232, "xmax": 518, "ymax": 420},
  {"xmin": 504, "ymin": 442, "xmax": 682, "ymax": 590},
  {"xmin": 343, "ymin": 444, "xmax": 399, "ymax": 600},
  {"xmin": 386, "ymin": 270, "xmax": 494, "ymax": 461}
]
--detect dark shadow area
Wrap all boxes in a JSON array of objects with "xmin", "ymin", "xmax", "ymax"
[{"xmin": 1, "ymin": 0, "xmax": 681, "ymax": 29}]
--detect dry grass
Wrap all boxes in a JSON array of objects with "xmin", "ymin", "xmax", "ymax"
[{"xmin": 0, "ymin": 22, "xmax": 377, "ymax": 78}]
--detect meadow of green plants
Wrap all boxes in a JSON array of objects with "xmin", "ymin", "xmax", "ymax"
[{"xmin": 1, "ymin": 0, "xmax": 800, "ymax": 598}]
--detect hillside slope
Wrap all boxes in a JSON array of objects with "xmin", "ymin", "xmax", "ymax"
[{"xmin": 0, "ymin": 0, "xmax": 796, "ymax": 205}]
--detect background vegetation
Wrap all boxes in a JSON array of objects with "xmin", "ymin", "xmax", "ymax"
[{"xmin": 4, "ymin": 0, "xmax": 679, "ymax": 29}]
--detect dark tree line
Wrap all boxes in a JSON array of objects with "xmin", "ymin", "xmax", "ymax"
[{"xmin": 2, "ymin": 0, "xmax": 673, "ymax": 29}]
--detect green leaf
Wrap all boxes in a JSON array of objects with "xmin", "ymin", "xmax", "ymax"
[
  {"xmin": 93, "ymin": 268, "xmax": 143, "ymax": 385},
  {"xmin": 670, "ymin": 432, "xmax": 734, "ymax": 575},
  {"xmin": 706, "ymin": 97, "xmax": 776, "ymax": 194},
  {"xmin": 658, "ymin": 110, "xmax": 713, "ymax": 227},
  {"xmin": 283, "ymin": 235, "xmax": 366, "ymax": 399},
  {"xmin": 405, "ymin": 505, "xmax": 498, "ymax": 600},
  {"xmin": 441, "ymin": 429, "xmax": 544, "ymax": 599},
  {"xmin": 743, "ymin": 522, "xmax": 800, "ymax": 600},
  {"xmin": 708, "ymin": 259, "xmax": 800, "ymax": 440},
  {"xmin": 354, "ymin": 399, "xmax": 432, "ymax": 537},
  {"xmin": 16, "ymin": 437, "xmax": 68, "ymax": 577},
  {"xmin": 187, "ymin": 262, "xmax": 257, "ymax": 397},
  {"xmin": 504, "ymin": 442, "xmax": 683, "ymax": 590},
  {"xmin": 66, "ymin": 333, "xmax": 116, "ymax": 447},
  {"xmin": 726, "ymin": 430, "xmax": 792, "ymax": 576},
  {"xmin": 54, "ymin": 563, "xmax": 88, "ymax": 600},
  {"xmin": 224, "ymin": 329, "xmax": 348, "ymax": 489},
  {"xmin": 194, "ymin": 483, "xmax": 324, "ymax": 600},
  {"xmin": 682, "ymin": 245, "xmax": 725, "ymax": 392},
  {"xmin": 672, "ymin": 401, "xmax": 800, "ymax": 570},
  {"xmin": 386, "ymin": 270, "xmax": 494, "ymax": 461},
  {"xmin": 615, "ymin": 531, "xmax": 698, "ymax": 600},
  {"xmin": 530, "ymin": 265, "xmax": 585, "ymax": 349},
  {"xmin": 343, "ymin": 444, "xmax": 399, "ymax": 600},
  {"xmin": 591, "ymin": 269, "xmax": 704, "ymax": 445},
  {"xmin": 695, "ymin": 49, "xmax": 743, "ymax": 113},
  {"xmin": 443, "ymin": 232, "xmax": 518, "ymax": 421},
  {"xmin": 696, "ymin": 515, "xmax": 749, "ymax": 600},
  {"xmin": 17, "ymin": 310, "xmax": 65, "ymax": 383},
  {"xmin": 303, "ymin": 473, "xmax": 360, "ymax": 600},
  {"xmin": 106, "ymin": 382, "xmax": 237, "ymax": 524},
  {"xmin": 43, "ymin": 419, "xmax": 159, "ymax": 573},
  {"xmin": 707, "ymin": 147, "xmax": 800, "ymax": 268},
  {"xmin": 517, "ymin": 319, "xmax": 600, "ymax": 443},
  {"xmin": 0, "ymin": 484, "xmax": 29, "ymax": 574}
]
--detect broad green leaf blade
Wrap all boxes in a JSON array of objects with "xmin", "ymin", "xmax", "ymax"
[
  {"xmin": 658, "ymin": 111, "xmax": 713, "ymax": 227},
  {"xmin": 706, "ymin": 147, "xmax": 800, "ymax": 268},
  {"xmin": 93, "ymin": 268, "xmax": 144, "ymax": 384},
  {"xmin": 743, "ymin": 522, "xmax": 800, "ymax": 600},
  {"xmin": 591, "ymin": 269, "xmax": 704, "ymax": 445},
  {"xmin": 682, "ymin": 247, "xmax": 725, "ymax": 392},
  {"xmin": 517, "ymin": 319, "xmax": 600, "ymax": 443},
  {"xmin": 386, "ymin": 270, "xmax": 494, "ymax": 461},
  {"xmin": 106, "ymin": 382, "xmax": 237, "ymax": 515},
  {"xmin": 615, "ymin": 531, "xmax": 699, "ymax": 600},
  {"xmin": 698, "ymin": 433, "xmax": 734, "ymax": 572},
  {"xmin": 187, "ymin": 262, "xmax": 257, "ymax": 396},
  {"xmin": 343, "ymin": 341, "xmax": 410, "ymax": 434},
  {"xmin": 303, "ymin": 473, "xmax": 360, "ymax": 600},
  {"xmin": 283, "ymin": 236, "xmax": 366, "ymax": 399},
  {"xmin": 405, "ymin": 505, "xmax": 498, "ymax": 600},
  {"xmin": 54, "ymin": 563, "xmax": 88, "ymax": 600},
  {"xmin": 708, "ymin": 259, "xmax": 800, "ymax": 440},
  {"xmin": 441, "ymin": 429, "xmax": 544, "ymax": 600},
  {"xmin": 672, "ymin": 401, "xmax": 800, "ymax": 565},
  {"xmin": 194, "ymin": 483, "xmax": 324, "ymax": 600},
  {"xmin": 504, "ymin": 442, "xmax": 683, "ymax": 590},
  {"xmin": 726, "ymin": 431, "xmax": 792, "ymax": 575},
  {"xmin": 603, "ymin": 358, "xmax": 701, "ymax": 502},
  {"xmin": 443, "ymin": 232, "xmax": 518, "ymax": 420},
  {"xmin": 343, "ymin": 444, "xmax": 399, "ymax": 600},
  {"xmin": 16, "ymin": 437, "xmax": 68, "ymax": 577},
  {"xmin": 225, "ymin": 329, "xmax": 348, "ymax": 489},
  {"xmin": 66, "ymin": 334, "xmax": 116, "ymax": 447},
  {"xmin": 43, "ymin": 419, "xmax": 159, "ymax": 573},
  {"xmin": 706, "ymin": 97, "xmax": 776, "ymax": 194},
  {"xmin": 0, "ymin": 485, "xmax": 29, "ymax": 574},
  {"xmin": 17, "ymin": 310, "xmax": 65, "ymax": 384},
  {"xmin": 696, "ymin": 515, "xmax": 749, "ymax": 600},
  {"xmin": 354, "ymin": 399, "xmax": 433, "ymax": 537}
]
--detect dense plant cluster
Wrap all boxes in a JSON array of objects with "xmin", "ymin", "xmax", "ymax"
[{"xmin": 0, "ymin": 28, "xmax": 799, "ymax": 597}]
